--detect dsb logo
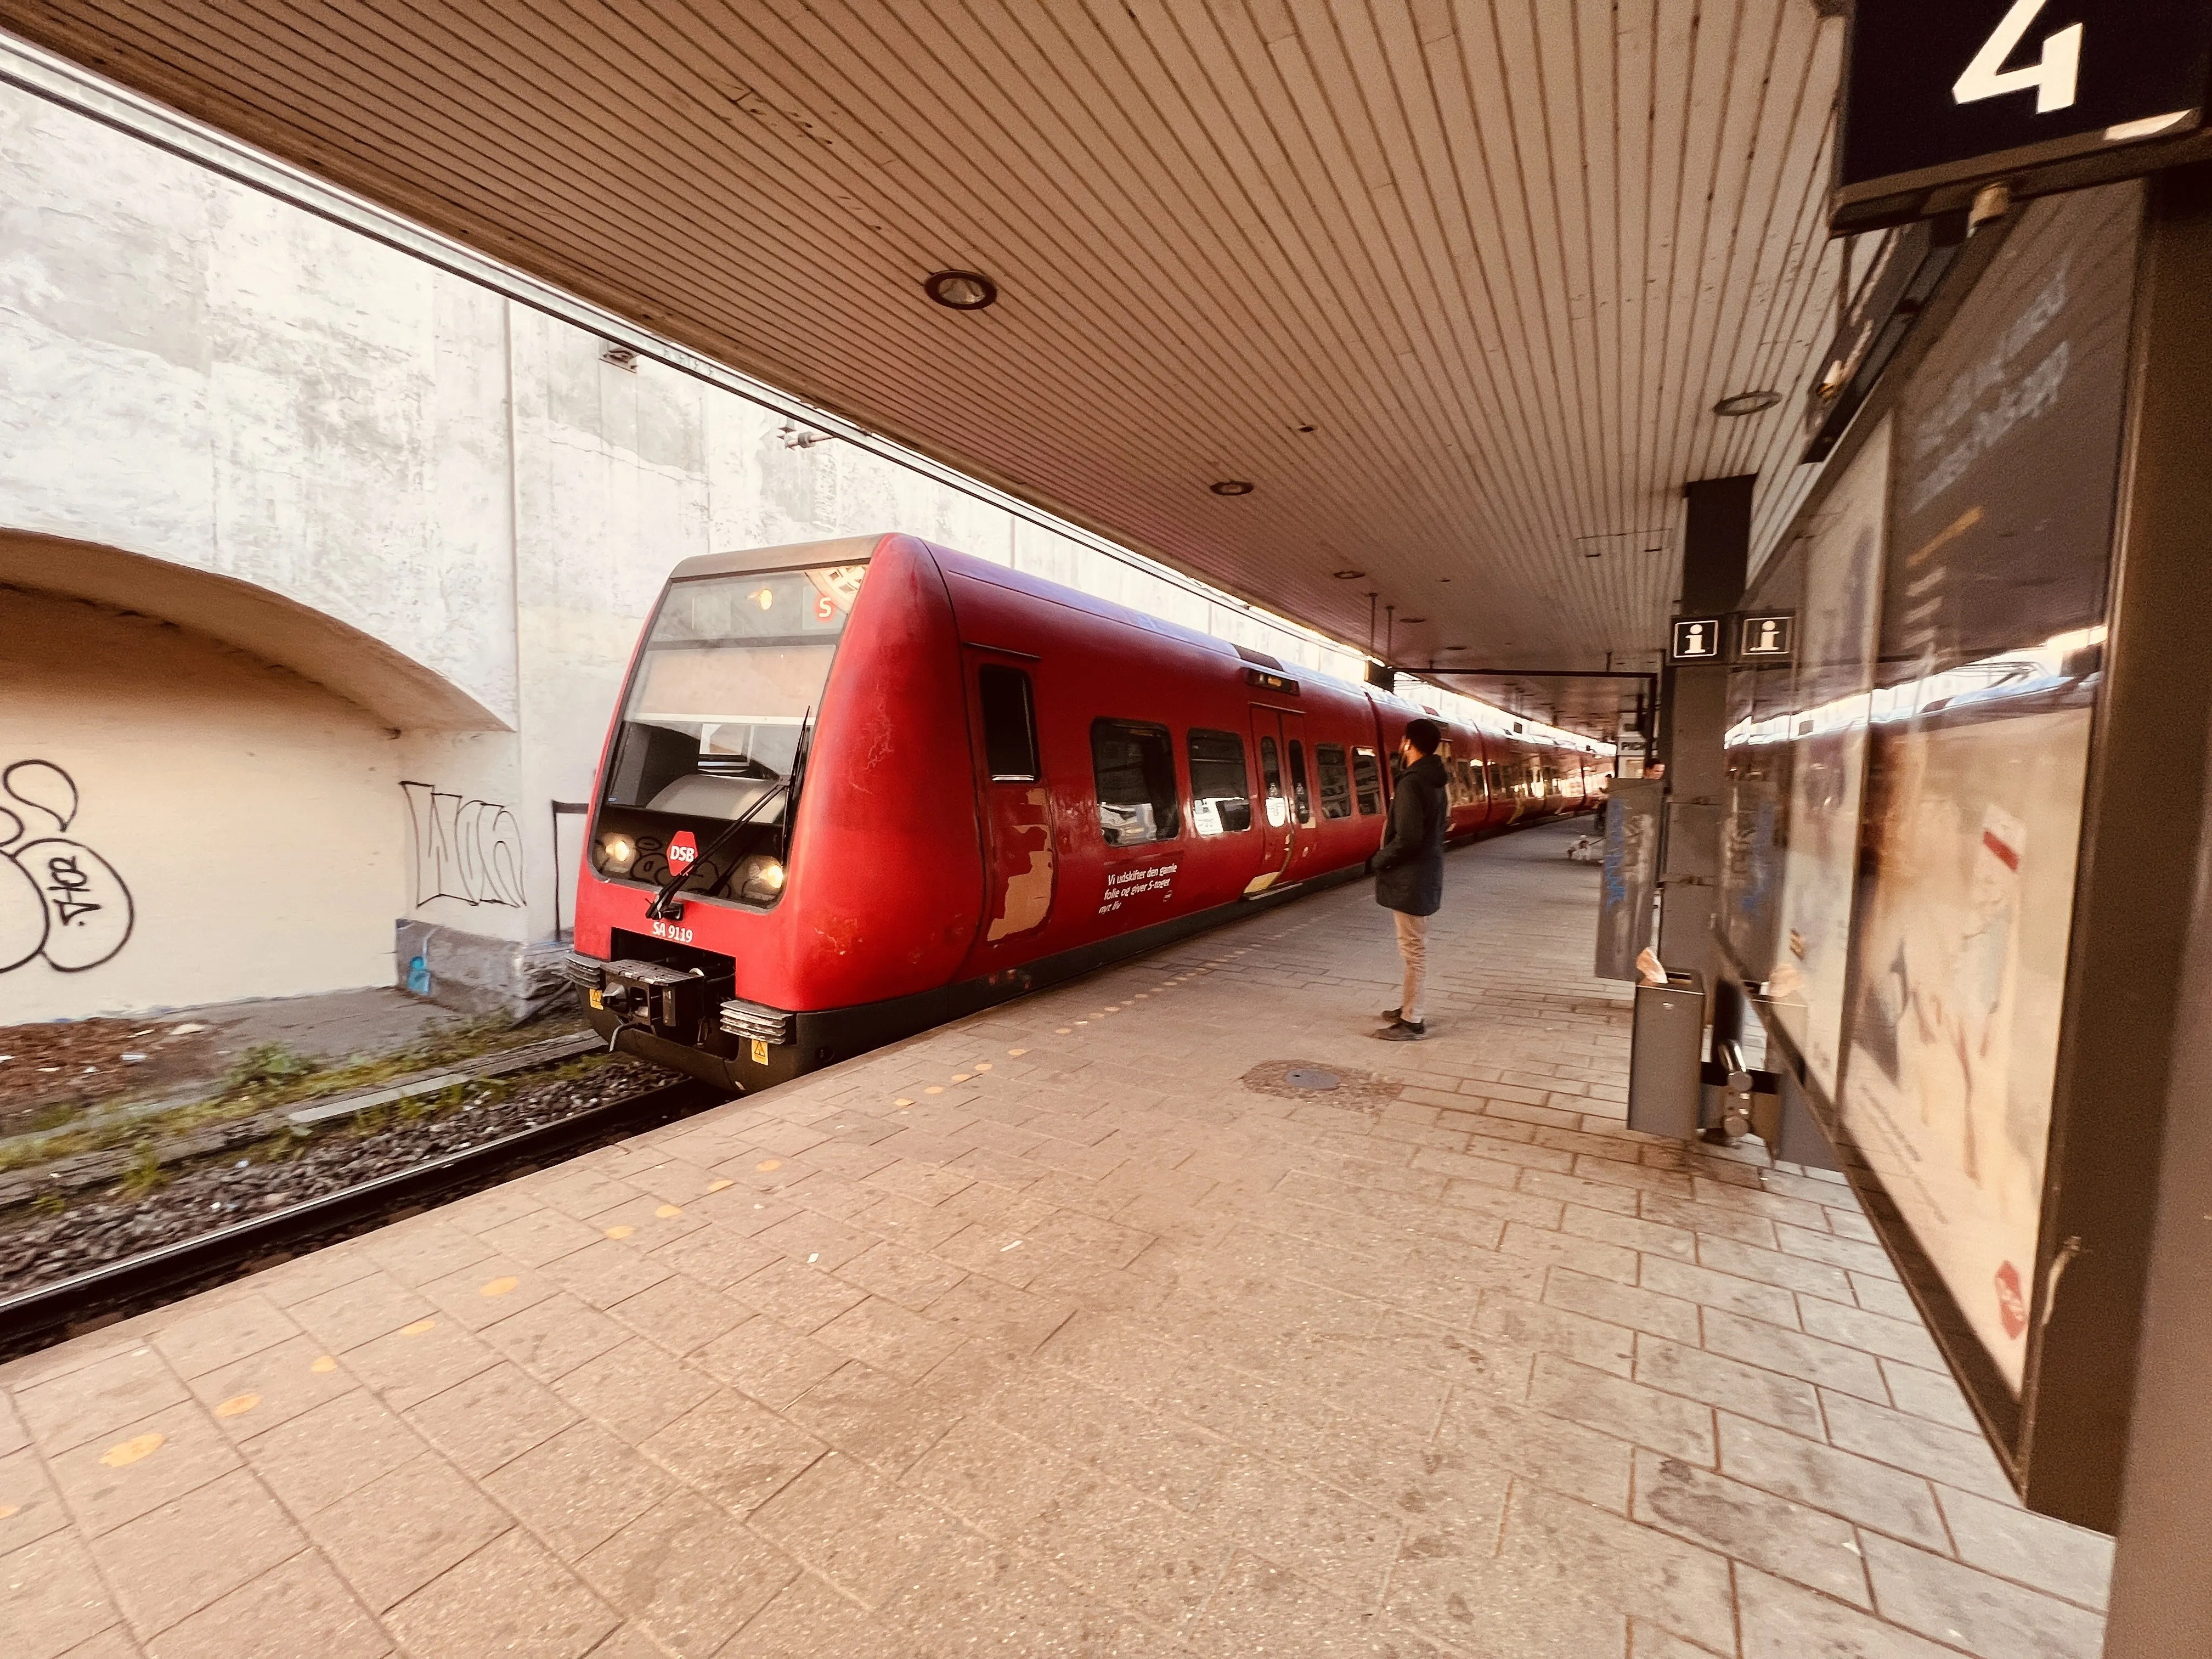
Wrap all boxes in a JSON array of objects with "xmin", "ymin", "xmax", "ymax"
[{"xmin": 667, "ymin": 830, "xmax": 698, "ymax": 869}]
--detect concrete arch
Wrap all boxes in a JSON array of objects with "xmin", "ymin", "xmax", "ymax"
[{"xmin": 0, "ymin": 529, "xmax": 507, "ymax": 732}]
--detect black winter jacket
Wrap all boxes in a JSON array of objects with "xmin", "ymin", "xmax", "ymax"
[{"xmin": 1371, "ymin": 753, "xmax": 1448, "ymax": 916}]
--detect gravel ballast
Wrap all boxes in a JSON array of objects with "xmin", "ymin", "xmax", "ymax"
[{"xmin": 0, "ymin": 1056, "xmax": 674, "ymax": 1298}]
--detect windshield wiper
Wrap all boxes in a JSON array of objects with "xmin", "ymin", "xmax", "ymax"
[
  {"xmin": 781, "ymin": 706, "xmax": 816, "ymax": 861},
  {"xmin": 646, "ymin": 778, "xmax": 790, "ymax": 921}
]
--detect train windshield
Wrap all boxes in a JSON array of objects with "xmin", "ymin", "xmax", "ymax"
[{"xmin": 602, "ymin": 565, "xmax": 864, "ymax": 821}]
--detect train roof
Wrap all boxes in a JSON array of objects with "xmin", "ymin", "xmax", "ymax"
[
  {"xmin": 673, "ymin": 532, "xmax": 1602, "ymax": 753},
  {"xmin": 670, "ymin": 534, "xmax": 887, "ymax": 583}
]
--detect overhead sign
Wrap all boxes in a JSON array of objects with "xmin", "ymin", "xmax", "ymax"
[
  {"xmin": 1802, "ymin": 215, "xmax": 1966, "ymax": 462},
  {"xmin": 1671, "ymin": 618, "xmax": 1723, "ymax": 662},
  {"xmin": 1737, "ymin": 614, "xmax": 1796, "ymax": 661},
  {"xmin": 1835, "ymin": 0, "xmax": 2212, "ymax": 232}
]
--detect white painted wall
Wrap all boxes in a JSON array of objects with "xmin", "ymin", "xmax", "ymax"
[
  {"xmin": 0, "ymin": 585, "xmax": 403, "ymax": 1021},
  {"xmin": 0, "ymin": 86, "xmax": 520, "ymax": 728}
]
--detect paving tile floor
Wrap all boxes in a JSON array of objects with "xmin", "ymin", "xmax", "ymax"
[{"xmin": 0, "ymin": 819, "xmax": 2114, "ymax": 1658}]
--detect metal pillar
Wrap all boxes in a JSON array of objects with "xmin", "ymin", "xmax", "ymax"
[
  {"xmin": 2096, "ymin": 161, "xmax": 2212, "ymax": 1659},
  {"xmin": 1655, "ymin": 476, "xmax": 1753, "ymax": 1005}
]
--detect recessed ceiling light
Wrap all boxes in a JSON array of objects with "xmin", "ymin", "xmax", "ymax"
[
  {"xmin": 1713, "ymin": 389, "xmax": 1783, "ymax": 416},
  {"xmin": 1332, "ymin": 569, "xmax": 1365, "ymax": 579},
  {"xmin": 1294, "ymin": 423, "xmax": 1317, "ymax": 433},
  {"xmin": 923, "ymin": 270, "xmax": 998, "ymax": 309},
  {"xmin": 1401, "ymin": 617, "xmax": 1427, "ymax": 624},
  {"xmin": 1210, "ymin": 480, "xmax": 1255, "ymax": 496}
]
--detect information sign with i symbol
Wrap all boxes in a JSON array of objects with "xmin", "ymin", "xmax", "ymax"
[
  {"xmin": 1737, "ymin": 614, "xmax": 1796, "ymax": 660},
  {"xmin": 1670, "ymin": 618, "xmax": 1722, "ymax": 662}
]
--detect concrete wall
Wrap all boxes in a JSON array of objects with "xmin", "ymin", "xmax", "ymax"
[
  {"xmin": 0, "ymin": 72, "xmax": 1383, "ymax": 1022},
  {"xmin": 0, "ymin": 582, "xmax": 403, "ymax": 1022}
]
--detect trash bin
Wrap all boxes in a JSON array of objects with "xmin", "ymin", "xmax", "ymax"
[{"xmin": 1629, "ymin": 970, "xmax": 1705, "ymax": 1140}]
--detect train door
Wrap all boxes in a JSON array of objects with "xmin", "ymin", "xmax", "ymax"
[
  {"xmin": 1467, "ymin": 733, "xmax": 1496, "ymax": 828},
  {"xmin": 1247, "ymin": 706, "xmax": 1305, "ymax": 891},
  {"xmin": 967, "ymin": 654, "xmax": 1056, "ymax": 947}
]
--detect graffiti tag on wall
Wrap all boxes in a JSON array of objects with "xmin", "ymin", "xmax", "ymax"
[
  {"xmin": 400, "ymin": 781, "xmax": 526, "ymax": 909},
  {"xmin": 1, "ymin": 760, "xmax": 135, "ymax": 975}
]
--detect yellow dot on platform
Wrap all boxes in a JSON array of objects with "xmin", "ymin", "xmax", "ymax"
[
  {"xmin": 311, "ymin": 1356, "xmax": 338, "ymax": 1374},
  {"xmin": 655, "ymin": 1204, "xmax": 682, "ymax": 1219},
  {"xmin": 1056, "ymin": 1028, "xmax": 1072, "ymax": 1035},
  {"xmin": 0, "ymin": 1504, "xmax": 19, "ymax": 1520},
  {"xmin": 894, "ymin": 1098, "xmax": 913, "ymax": 1107},
  {"xmin": 215, "ymin": 1392, "xmax": 261, "ymax": 1419},
  {"xmin": 1105, "ymin": 1005, "xmax": 1120, "ymax": 1012},
  {"xmin": 481, "ymin": 1276, "xmax": 519, "ymax": 1298},
  {"xmin": 974, "ymin": 1062, "xmax": 992, "ymax": 1071},
  {"xmin": 951, "ymin": 1073, "xmax": 971, "ymax": 1083},
  {"xmin": 1008, "ymin": 1048, "xmax": 1026, "ymax": 1057},
  {"xmin": 399, "ymin": 1319, "xmax": 437, "ymax": 1336},
  {"xmin": 924, "ymin": 1086, "xmax": 945, "ymax": 1095},
  {"xmin": 755, "ymin": 1159, "xmax": 783, "ymax": 1172},
  {"xmin": 707, "ymin": 1178, "xmax": 734, "ymax": 1192},
  {"xmin": 606, "ymin": 1224, "xmax": 636, "ymax": 1239},
  {"xmin": 100, "ymin": 1433, "xmax": 163, "ymax": 1467}
]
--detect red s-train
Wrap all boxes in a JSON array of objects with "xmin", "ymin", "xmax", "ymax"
[{"xmin": 568, "ymin": 533, "xmax": 1604, "ymax": 1091}]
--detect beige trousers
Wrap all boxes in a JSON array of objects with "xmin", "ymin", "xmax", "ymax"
[{"xmin": 1393, "ymin": 910, "xmax": 1429, "ymax": 1024}]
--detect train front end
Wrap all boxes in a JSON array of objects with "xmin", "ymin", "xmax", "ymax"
[
  {"xmin": 567, "ymin": 533, "xmax": 988, "ymax": 1093},
  {"xmin": 565, "ymin": 536, "xmax": 879, "ymax": 1092}
]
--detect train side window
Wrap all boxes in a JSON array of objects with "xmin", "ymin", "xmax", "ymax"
[
  {"xmin": 1351, "ymin": 748, "xmax": 1382, "ymax": 814},
  {"xmin": 1187, "ymin": 729, "xmax": 1252, "ymax": 834},
  {"xmin": 1287, "ymin": 741, "xmax": 1314, "ymax": 826},
  {"xmin": 978, "ymin": 664, "xmax": 1039, "ymax": 781},
  {"xmin": 1316, "ymin": 744, "xmax": 1352, "ymax": 819},
  {"xmin": 1259, "ymin": 736, "xmax": 1286, "ymax": 826},
  {"xmin": 1091, "ymin": 719, "xmax": 1181, "ymax": 846}
]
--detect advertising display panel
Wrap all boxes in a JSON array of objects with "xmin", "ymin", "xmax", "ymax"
[
  {"xmin": 1836, "ymin": 184, "xmax": 2138, "ymax": 1396},
  {"xmin": 1765, "ymin": 424, "xmax": 1890, "ymax": 1096}
]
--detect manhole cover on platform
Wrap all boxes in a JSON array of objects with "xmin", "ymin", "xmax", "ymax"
[{"xmin": 1241, "ymin": 1060, "xmax": 1404, "ymax": 1116}]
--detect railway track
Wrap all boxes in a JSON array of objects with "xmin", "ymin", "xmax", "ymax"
[{"xmin": 0, "ymin": 1075, "xmax": 723, "ymax": 1363}]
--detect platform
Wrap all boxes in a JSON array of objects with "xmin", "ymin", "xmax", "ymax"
[{"xmin": 1, "ymin": 821, "xmax": 2111, "ymax": 1658}]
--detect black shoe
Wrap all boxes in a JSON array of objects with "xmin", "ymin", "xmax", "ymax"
[
  {"xmin": 1380, "ymin": 1006, "xmax": 1402, "ymax": 1022},
  {"xmin": 1374, "ymin": 1017, "xmax": 1426, "ymax": 1041}
]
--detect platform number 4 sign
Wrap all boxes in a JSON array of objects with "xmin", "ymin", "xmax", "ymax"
[
  {"xmin": 1955, "ymin": 0, "xmax": 2080, "ymax": 115},
  {"xmin": 1833, "ymin": 0, "xmax": 2212, "ymax": 234}
]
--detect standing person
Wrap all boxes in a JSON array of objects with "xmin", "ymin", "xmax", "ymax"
[{"xmin": 1370, "ymin": 718, "xmax": 1449, "ymax": 1040}]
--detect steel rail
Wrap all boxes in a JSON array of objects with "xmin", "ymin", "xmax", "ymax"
[{"xmin": 0, "ymin": 1077, "xmax": 724, "ymax": 1362}]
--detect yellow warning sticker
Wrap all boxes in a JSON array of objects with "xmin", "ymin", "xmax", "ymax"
[
  {"xmin": 750, "ymin": 1037, "xmax": 769, "ymax": 1065},
  {"xmin": 589, "ymin": 988, "xmax": 603, "ymax": 1009}
]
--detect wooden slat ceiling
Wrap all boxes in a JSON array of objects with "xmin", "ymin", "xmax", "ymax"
[{"xmin": 2, "ymin": 0, "xmax": 1846, "ymax": 732}]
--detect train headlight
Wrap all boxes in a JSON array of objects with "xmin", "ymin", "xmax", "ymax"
[
  {"xmin": 599, "ymin": 832, "xmax": 637, "ymax": 872},
  {"xmin": 737, "ymin": 855, "xmax": 786, "ymax": 902}
]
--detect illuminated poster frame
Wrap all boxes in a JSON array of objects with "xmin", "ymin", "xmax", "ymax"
[{"xmin": 1725, "ymin": 171, "xmax": 2212, "ymax": 1530}]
